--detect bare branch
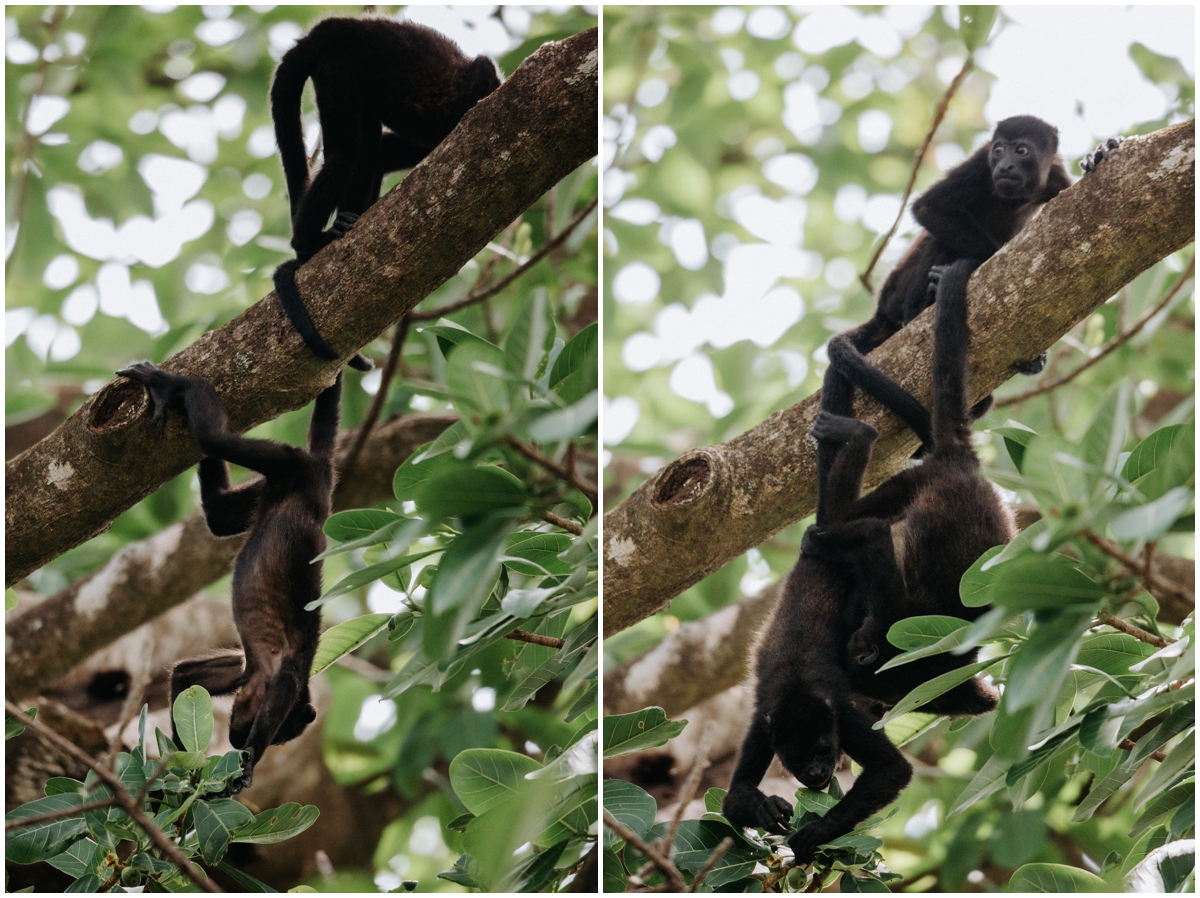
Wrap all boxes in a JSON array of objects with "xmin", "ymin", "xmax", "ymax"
[{"xmin": 604, "ymin": 810, "xmax": 688, "ymax": 893}]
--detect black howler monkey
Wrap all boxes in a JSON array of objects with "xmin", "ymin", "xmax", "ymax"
[
  {"xmin": 116, "ymin": 362, "xmax": 341, "ymax": 793},
  {"xmin": 725, "ymin": 260, "xmax": 1007, "ymax": 863},
  {"xmin": 817, "ymin": 115, "xmax": 1070, "ymax": 472},
  {"xmin": 270, "ymin": 17, "xmax": 501, "ymax": 372}
]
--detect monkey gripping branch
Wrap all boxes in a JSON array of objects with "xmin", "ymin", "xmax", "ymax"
[
  {"xmin": 603, "ymin": 120, "xmax": 1194, "ymax": 638},
  {"xmin": 5, "ymin": 28, "xmax": 598, "ymax": 587}
]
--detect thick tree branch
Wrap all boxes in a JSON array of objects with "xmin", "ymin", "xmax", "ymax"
[
  {"xmin": 603, "ymin": 121, "xmax": 1194, "ymax": 637},
  {"xmin": 5, "ymin": 28, "xmax": 598, "ymax": 586},
  {"xmin": 6, "ymin": 413, "xmax": 455, "ymax": 699}
]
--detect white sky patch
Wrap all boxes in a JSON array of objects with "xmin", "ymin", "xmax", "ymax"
[
  {"xmin": 353, "ymin": 695, "xmax": 398, "ymax": 742},
  {"xmin": 43, "ymin": 254, "xmax": 80, "ymax": 290},
  {"xmin": 367, "ymin": 581, "xmax": 406, "ymax": 614},
  {"xmin": 612, "ymin": 261, "xmax": 660, "ymax": 304},
  {"xmin": 603, "ymin": 395, "xmax": 640, "ymax": 446},
  {"xmin": 471, "ymin": 686, "xmax": 496, "ymax": 712},
  {"xmin": 670, "ymin": 354, "xmax": 734, "ymax": 418},
  {"xmin": 26, "ymin": 95, "xmax": 70, "ymax": 134},
  {"xmin": 77, "ymin": 140, "xmax": 123, "ymax": 176},
  {"xmin": 637, "ymin": 77, "xmax": 669, "ymax": 108},
  {"xmin": 662, "ymin": 218, "xmax": 707, "ymax": 270},
  {"xmin": 763, "ymin": 153, "xmax": 818, "ymax": 195},
  {"xmin": 641, "ymin": 124, "xmax": 676, "ymax": 163}
]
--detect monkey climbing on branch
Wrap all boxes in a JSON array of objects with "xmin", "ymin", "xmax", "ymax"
[
  {"xmin": 116, "ymin": 361, "xmax": 342, "ymax": 794},
  {"xmin": 270, "ymin": 16, "xmax": 502, "ymax": 371}
]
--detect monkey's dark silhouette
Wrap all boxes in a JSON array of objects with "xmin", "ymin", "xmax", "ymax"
[
  {"xmin": 270, "ymin": 16, "xmax": 501, "ymax": 371},
  {"xmin": 725, "ymin": 261, "xmax": 1007, "ymax": 862},
  {"xmin": 117, "ymin": 362, "xmax": 341, "ymax": 793},
  {"xmin": 817, "ymin": 116, "xmax": 1069, "ymax": 481}
]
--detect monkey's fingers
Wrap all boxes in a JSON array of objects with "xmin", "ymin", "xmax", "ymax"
[
  {"xmin": 759, "ymin": 796, "xmax": 793, "ymax": 835},
  {"xmin": 329, "ymin": 210, "xmax": 360, "ymax": 239}
]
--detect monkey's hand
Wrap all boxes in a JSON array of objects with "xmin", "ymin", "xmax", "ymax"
[
  {"xmin": 810, "ymin": 410, "xmax": 876, "ymax": 447},
  {"xmin": 723, "ymin": 787, "xmax": 792, "ymax": 837},
  {"xmin": 800, "ymin": 525, "xmax": 832, "ymax": 559},
  {"xmin": 116, "ymin": 362, "xmax": 187, "ymax": 425},
  {"xmin": 1014, "ymin": 352, "xmax": 1047, "ymax": 376},
  {"xmin": 788, "ymin": 818, "xmax": 835, "ymax": 866},
  {"xmin": 227, "ymin": 749, "xmax": 255, "ymax": 795},
  {"xmin": 1082, "ymin": 137, "xmax": 1124, "ymax": 173}
]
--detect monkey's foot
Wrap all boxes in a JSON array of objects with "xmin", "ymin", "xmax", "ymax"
[
  {"xmin": 810, "ymin": 410, "xmax": 876, "ymax": 446},
  {"xmin": 116, "ymin": 362, "xmax": 188, "ymax": 425},
  {"xmin": 800, "ymin": 525, "xmax": 830, "ymax": 559},
  {"xmin": 1013, "ymin": 352, "xmax": 1047, "ymax": 376},
  {"xmin": 1082, "ymin": 136, "xmax": 1124, "ymax": 173},
  {"xmin": 968, "ymin": 394, "xmax": 994, "ymax": 422},
  {"xmin": 329, "ymin": 210, "xmax": 360, "ymax": 239}
]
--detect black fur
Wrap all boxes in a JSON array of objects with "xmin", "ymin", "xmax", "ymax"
[
  {"xmin": 818, "ymin": 115, "xmax": 1069, "ymax": 472},
  {"xmin": 269, "ymin": 16, "xmax": 500, "ymax": 371},
  {"xmin": 116, "ymin": 362, "xmax": 341, "ymax": 793},
  {"xmin": 725, "ymin": 260, "xmax": 1009, "ymax": 863}
]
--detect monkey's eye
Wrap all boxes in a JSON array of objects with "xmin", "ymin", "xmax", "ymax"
[
  {"xmin": 1016, "ymin": 146, "xmax": 1028, "ymax": 155},
  {"xmin": 993, "ymin": 146, "xmax": 1003, "ymax": 155}
]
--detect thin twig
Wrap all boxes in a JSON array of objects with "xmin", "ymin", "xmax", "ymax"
[
  {"xmin": 409, "ymin": 196, "xmax": 598, "ymax": 321},
  {"xmin": 341, "ymin": 316, "xmax": 411, "ymax": 478},
  {"xmin": 604, "ymin": 811, "xmax": 688, "ymax": 893},
  {"xmin": 1098, "ymin": 612, "xmax": 1172, "ymax": 649},
  {"xmin": 996, "ymin": 258, "xmax": 1194, "ymax": 408},
  {"xmin": 1086, "ymin": 531, "xmax": 1194, "ymax": 610},
  {"xmin": 804, "ymin": 867, "xmax": 829, "ymax": 893},
  {"xmin": 544, "ymin": 511, "xmax": 584, "ymax": 535},
  {"xmin": 689, "ymin": 836, "xmax": 734, "ymax": 892},
  {"xmin": 858, "ymin": 55, "xmax": 974, "ymax": 293},
  {"xmin": 5, "ymin": 796, "xmax": 120, "ymax": 830},
  {"xmin": 760, "ymin": 865, "xmax": 790, "ymax": 891},
  {"xmin": 1118, "ymin": 737, "xmax": 1168, "ymax": 763},
  {"xmin": 4, "ymin": 699, "xmax": 220, "ymax": 893},
  {"xmin": 506, "ymin": 438, "xmax": 598, "ymax": 503},
  {"xmin": 666, "ymin": 722, "xmax": 715, "ymax": 850},
  {"xmin": 505, "ymin": 629, "xmax": 566, "ymax": 649}
]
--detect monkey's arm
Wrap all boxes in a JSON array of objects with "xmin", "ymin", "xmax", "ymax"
[
  {"xmin": 722, "ymin": 714, "xmax": 793, "ymax": 835},
  {"xmin": 198, "ymin": 457, "xmax": 262, "ymax": 537},
  {"xmin": 788, "ymin": 704, "xmax": 911, "ymax": 865}
]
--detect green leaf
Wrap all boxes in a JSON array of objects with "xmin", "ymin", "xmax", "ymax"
[
  {"xmin": 990, "ymin": 554, "xmax": 1106, "ymax": 611},
  {"xmin": 44, "ymin": 778, "xmax": 85, "ymax": 796},
  {"xmin": 5, "ymin": 793, "xmax": 90, "ymax": 863},
  {"xmin": 310, "ymin": 613, "xmax": 392, "ymax": 676},
  {"xmin": 232, "ymin": 803, "xmax": 321, "ymax": 845},
  {"xmin": 172, "ymin": 685, "xmax": 213, "ymax": 754},
  {"xmin": 948, "ymin": 753, "xmax": 1011, "ymax": 817},
  {"xmin": 193, "ymin": 798, "xmax": 254, "ymax": 865},
  {"xmin": 1022, "ymin": 436, "xmax": 1090, "ymax": 508},
  {"xmin": 1079, "ymin": 380, "xmax": 1132, "ymax": 474},
  {"xmin": 1109, "ymin": 486, "xmax": 1193, "ymax": 540},
  {"xmin": 446, "ymin": 339, "xmax": 512, "ymax": 414},
  {"xmin": 602, "ymin": 847, "xmax": 627, "ymax": 893},
  {"xmin": 503, "ymin": 531, "xmax": 574, "ymax": 576},
  {"xmin": 47, "ymin": 839, "xmax": 103, "ymax": 879},
  {"xmin": 424, "ymin": 518, "xmax": 516, "ymax": 657},
  {"xmin": 216, "ymin": 860, "xmax": 278, "ymax": 892},
  {"xmin": 602, "ymin": 779, "xmax": 657, "ymax": 847},
  {"xmin": 958, "ymin": 6, "xmax": 999, "ymax": 50},
  {"xmin": 1003, "ymin": 611, "xmax": 1092, "ymax": 712},
  {"xmin": 990, "ymin": 810, "xmax": 1049, "ymax": 868},
  {"xmin": 5, "ymin": 708, "xmax": 36, "ymax": 740},
  {"xmin": 323, "ymin": 508, "xmax": 404, "ymax": 543},
  {"xmin": 1131, "ymin": 782, "xmax": 1194, "ymax": 839},
  {"xmin": 527, "ymin": 390, "xmax": 598, "ymax": 443},
  {"xmin": 393, "ymin": 448, "xmax": 461, "ymax": 502},
  {"xmin": 448, "ymin": 749, "xmax": 541, "ymax": 815},
  {"xmin": 1122, "ymin": 423, "xmax": 1194, "ymax": 501},
  {"xmin": 603, "ymin": 707, "xmax": 687, "ymax": 758},
  {"xmin": 503, "ymin": 287, "xmax": 554, "ymax": 382},
  {"xmin": 994, "ymin": 424, "xmax": 1038, "ymax": 472},
  {"xmin": 1008, "ymin": 863, "xmax": 1109, "ymax": 892},
  {"xmin": 959, "ymin": 545, "xmax": 1004, "ymax": 607},
  {"xmin": 414, "ymin": 466, "xmax": 527, "ymax": 520},
  {"xmin": 549, "ymin": 323, "xmax": 597, "ymax": 404},
  {"xmin": 886, "ymin": 615, "xmax": 971, "ymax": 650},
  {"xmin": 670, "ymin": 819, "xmax": 769, "ymax": 888},
  {"xmin": 878, "ymin": 656, "xmax": 1005, "ymax": 725},
  {"xmin": 839, "ymin": 872, "xmax": 892, "ymax": 892},
  {"xmin": 1076, "ymin": 633, "xmax": 1159, "ymax": 675}
]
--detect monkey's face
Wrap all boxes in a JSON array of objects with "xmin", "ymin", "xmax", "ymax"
[
  {"xmin": 771, "ymin": 698, "xmax": 840, "ymax": 789},
  {"xmin": 989, "ymin": 137, "xmax": 1050, "ymax": 200}
]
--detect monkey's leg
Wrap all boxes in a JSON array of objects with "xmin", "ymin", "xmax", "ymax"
[
  {"xmin": 918, "ymin": 675, "xmax": 999, "ymax": 717},
  {"xmin": 198, "ymin": 457, "xmax": 263, "ymax": 537},
  {"xmin": 827, "ymin": 334, "xmax": 934, "ymax": 448},
  {"xmin": 722, "ymin": 713, "xmax": 792, "ymax": 835},
  {"xmin": 788, "ymin": 703, "xmax": 911, "ymax": 865},
  {"xmin": 379, "ymin": 132, "xmax": 431, "ymax": 174},
  {"xmin": 291, "ymin": 77, "xmax": 362, "ymax": 256},
  {"xmin": 169, "ymin": 650, "xmax": 246, "ymax": 747},
  {"xmin": 816, "ymin": 316, "xmax": 896, "ymax": 525},
  {"xmin": 341, "ymin": 117, "xmax": 383, "ymax": 218},
  {"xmin": 811, "ymin": 410, "xmax": 878, "ymax": 525},
  {"xmin": 927, "ymin": 259, "xmax": 977, "ymax": 457}
]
